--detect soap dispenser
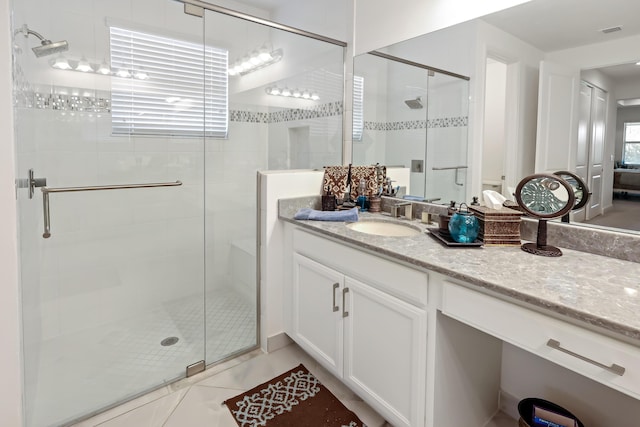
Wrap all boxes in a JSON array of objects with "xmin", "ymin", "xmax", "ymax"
[{"xmin": 357, "ymin": 178, "xmax": 368, "ymax": 212}]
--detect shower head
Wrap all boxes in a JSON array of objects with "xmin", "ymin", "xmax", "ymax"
[
  {"xmin": 32, "ymin": 39, "xmax": 69, "ymax": 58},
  {"xmin": 405, "ymin": 96, "xmax": 423, "ymax": 109},
  {"xmin": 17, "ymin": 25, "xmax": 69, "ymax": 58}
]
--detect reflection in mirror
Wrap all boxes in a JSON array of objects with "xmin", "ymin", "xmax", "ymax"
[
  {"xmin": 352, "ymin": 52, "xmax": 469, "ymax": 203},
  {"xmin": 554, "ymin": 170, "xmax": 590, "ymax": 224},
  {"xmin": 353, "ymin": 0, "xmax": 640, "ymax": 235}
]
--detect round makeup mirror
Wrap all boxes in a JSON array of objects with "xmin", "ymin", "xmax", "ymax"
[
  {"xmin": 515, "ymin": 174, "xmax": 576, "ymax": 257},
  {"xmin": 553, "ymin": 171, "xmax": 590, "ymax": 222}
]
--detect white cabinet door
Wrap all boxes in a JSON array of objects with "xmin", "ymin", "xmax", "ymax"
[
  {"xmin": 292, "ymin": 253, "xmax": 344, "ymax": 378},
  {"xmin": 343, "ymin": 277, "xmax": 427, "ymax": 427}
]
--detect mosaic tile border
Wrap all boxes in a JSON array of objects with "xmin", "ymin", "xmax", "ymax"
[
  {"xmin": 20, "ymin": 90, "xmax": 343, "ymax": 125},
  {"xmin": 364, "ymin": 116, "xmax": 468, "ymax": 131},
  {"xmin": 231, "ymin": 101, "xmax": 343, "ymax": 124}
]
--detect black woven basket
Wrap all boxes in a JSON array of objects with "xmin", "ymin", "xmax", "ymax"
[{"xmin": 517, "ymin": 398, "xmax": 585, "ymax": 427}]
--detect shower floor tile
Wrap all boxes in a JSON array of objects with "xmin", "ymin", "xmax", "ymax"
[{"xmin": 28, "ymin": 287, "xmax": 255, "ymax": 427}]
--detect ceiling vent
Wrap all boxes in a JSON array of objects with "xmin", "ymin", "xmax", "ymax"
[{"xmin": 601, "ymin": 26, "xmax": 622, "ymax": 34}]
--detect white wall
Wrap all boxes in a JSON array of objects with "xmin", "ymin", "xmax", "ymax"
[{"xmin": 353, "ymin": 0, "xmax": 532, "ymax": 55}]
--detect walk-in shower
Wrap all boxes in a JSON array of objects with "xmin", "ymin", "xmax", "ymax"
[{"xmin": 11, "ymin": 0, "xmax": 345, "ymax": 425}]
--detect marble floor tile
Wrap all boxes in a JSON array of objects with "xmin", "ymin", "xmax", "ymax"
[
  {"xmin": 74, "ymin": 343, "xmax": 389, "ymax": 427},
  {"xmin": 94, "ymin": 388, "xmax": 189, "ymax": 427},
  {"xmin": 163, "ymin": 385, "xmax": 242, "ymax": 427}
]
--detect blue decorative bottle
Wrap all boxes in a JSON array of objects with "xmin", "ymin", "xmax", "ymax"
[{"xmin": 448, "ymin": 203, "xmax": 479, "ymax": 243}]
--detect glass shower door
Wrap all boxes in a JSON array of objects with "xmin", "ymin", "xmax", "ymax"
[
  {"xmin": 201, "ymin": 8, "xmax": 344, "ymax": 363},
  {"xmin": 424, "ymin": 71, "xmax": 470, "ymax": 204},
  {"xmin": 13, "ymin": 2, "xmax": 207, "ymax": 425}
]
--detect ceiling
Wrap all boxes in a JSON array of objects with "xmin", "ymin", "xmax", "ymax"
[
  {"xmin": 482, "ymin": 0, "xmax": 640, "ymax": 52},
  {"xmin": 482, "ymin": 0, "xmax": 640, "ymax": 86}
]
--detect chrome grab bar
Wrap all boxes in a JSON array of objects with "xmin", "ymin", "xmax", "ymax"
[
  {"xmin": 546, "ymin": 339, "xmax": 626, "ymax": 376},
  {"xmin": 432, "ymin": 165, "xmax": 468, "ymax": 186},
  {"xmin": 431, "ymin": 165, "xmax": 468, "ymax": 170},
  {"xmin": 41, "ymin": 180, "xmax": 182, "ymax": 238}
]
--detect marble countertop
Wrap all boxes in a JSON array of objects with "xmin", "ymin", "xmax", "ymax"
[{"xmin": 279, "ymin": 198, "xmax": 640, "ymax": 345}]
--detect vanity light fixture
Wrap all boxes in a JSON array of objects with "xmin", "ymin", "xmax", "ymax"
[
  {"xmin": 265, "ymin": 86, "xmax": 319, "ymax": 101},
  {"xmin": 49, "ymin": 56, "xmax": 149, "ymax": 80},
  {"xmin": 228, "ymin": 48, "xmax": 282, "ymax": 76}
]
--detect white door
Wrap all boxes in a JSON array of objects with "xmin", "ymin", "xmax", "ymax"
[
  {"xmin": 535, "ymin": 61, "xmax": 580, "ymax": 173},
  {"xmin": 343, "ymin": 277, "xmax": 427, "ymax": 427},
  {"xmin": 292, "ymin": 253, "xmax": 344, "ymax": 377},
  {"xmin": 587, "ymin": 86, "xmax": 607, "ymax": 220},
  {"xmin": 573, "ymin": 81, "xmax": 592, "ymax": 222}
]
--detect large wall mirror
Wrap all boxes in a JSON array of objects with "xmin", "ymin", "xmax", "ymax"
[{"xmin": 352, "ymin": 0, "xmax": 640, "ymax": 236}]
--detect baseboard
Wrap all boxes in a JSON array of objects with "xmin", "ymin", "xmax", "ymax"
[
  {"xmin": 266, "ymin": 332, "xmax": 293, "ymax": 353},
  {"xmin": 499, "ymin": 389, "xmax": 521, "ymax": 420}
]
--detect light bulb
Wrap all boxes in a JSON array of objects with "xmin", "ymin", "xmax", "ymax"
[
  {"xmin": 270, "ymin": 87, "xmax": 281, "ymax": 95},
  {"xmin": 302, "ymin": 91, "xmax": 311, "ymax": 99},
  {"xmin": 311, "ymin": 93, "xmax": 320, "ymax": 101},
  {"xmin": 240, "ymin": 57, "xmax": 252, "ymax": 70},
  {"xmin": 258, "ymin": 49, "xmax": 273, "ymax": 62},
  {"xmin": 250, "ymin": 52, "xmax": 262, "ymax": 65},
  {"xmin": 51, "ymin": 55, "xmax": 72, "ymax": 70},
  {"xmin": 228, "ymin": 67, "xmax": 238, "ymax": 76},
  {"xmin": 134, "ymin": 70, "xmax": 149, "ymax": 80},
  {"xmin": 75, "ymin": 57, "xmax": 93, "ymax": 73},
  {"xmin": 97, "ymin": 61, "xmax": 111, "ymax": 75},
  {"xmin": 293, "ymin": 89, "xmax": 301, "ymax": 98},
  {"xmin": 281, "ymin": 87, "xmax": 291, "ymax": 97},
  {"xmin": 116, "ymin": 69, "xmax": 131, "ymax": 78}
]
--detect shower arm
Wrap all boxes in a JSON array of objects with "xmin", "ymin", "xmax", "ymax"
[
  {"xmin": 40, "ymin": 180, "xmax": 183, "ymax": 238},
  {"xmin": 15, "ymin": 24, "xmax": 45, "ymax": 41}
]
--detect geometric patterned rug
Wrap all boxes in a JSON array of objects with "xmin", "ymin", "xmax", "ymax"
[{"xmin": 223, "ymin": 364, "xmax": 367, "ymax": 427}]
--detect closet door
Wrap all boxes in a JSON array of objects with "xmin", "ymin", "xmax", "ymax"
[{"xmin": 586, "ymin": 86, "xmax": 607, "ymax": 220}]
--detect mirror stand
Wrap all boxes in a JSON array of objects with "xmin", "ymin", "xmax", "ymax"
[{"xmin": 521, "ymin": 219, "xmax": 562, "ymax": 257}]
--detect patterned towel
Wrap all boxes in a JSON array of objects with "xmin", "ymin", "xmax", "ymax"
[{"xmin": 323, "ymin": 165, "xmax": 385, "ymax": 201}]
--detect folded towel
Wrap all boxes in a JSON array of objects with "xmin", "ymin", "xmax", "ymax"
[
  {"xmin": 294, "ymin": 207, "xmax": 359, "ymax": 222},
  {"xmin": 403, "ymin": 195, "xmax": 425, "ymax": 201}
]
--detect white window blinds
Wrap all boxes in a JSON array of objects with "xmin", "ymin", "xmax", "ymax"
[
  {"xmin": 352, "ymin": 75, "xmax": 364, "ymax": 141},
  {"xmin": 110, "ymin": 27, "xmax": 228, "ymax": 138}
]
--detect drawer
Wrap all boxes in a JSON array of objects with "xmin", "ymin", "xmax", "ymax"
[
  {"xmin": 293, "ymin": 228, "xmax": 428, "ymax": 307},
  {"xmin": 442, "ymin": 281, "xmax": 640, "ymax": 400}
]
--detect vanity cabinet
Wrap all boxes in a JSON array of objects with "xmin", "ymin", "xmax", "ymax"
[
  {"xmin": 441, "ymin": 281, "xmax": 640, "ymax": 401},
  {"xmin": 288, "ymin": 228, "xmax": 428, "ymax": 427}
]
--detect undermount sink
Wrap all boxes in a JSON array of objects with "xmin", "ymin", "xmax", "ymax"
[{"xmin": 346, "ymin": 219, "xmax": 422, "ymax": 237}]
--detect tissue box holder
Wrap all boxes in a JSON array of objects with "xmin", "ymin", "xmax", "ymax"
[{"xmin": 469, "ymin": 205, "xmax": 522, "ymax": 246}]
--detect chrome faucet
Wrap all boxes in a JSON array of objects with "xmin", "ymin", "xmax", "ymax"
[{"xmin": 391, "ymin": 201, "xmax": 412, "ymax": 219}]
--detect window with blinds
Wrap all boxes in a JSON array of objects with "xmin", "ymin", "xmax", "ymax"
[
  {"xmin": 352, "ymin": 75, "xmax": 364, "ymax": 141},
  {"xmin": 110, "ymin": 27, "xmax": 228, "ymax": 138}
]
